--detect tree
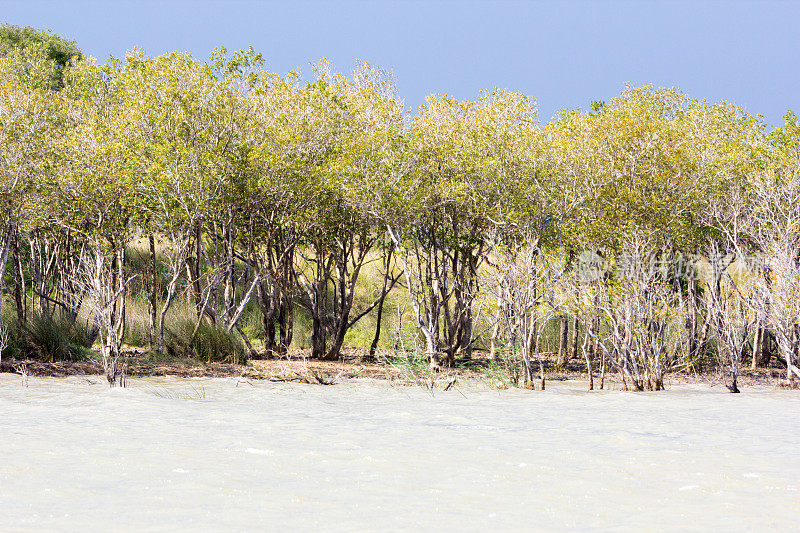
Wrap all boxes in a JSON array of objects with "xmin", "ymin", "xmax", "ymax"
[
  {"xmin": 743, "ymin": 113, "xmax": 800, "ymax": 382},
  {"xmin": 0, "ymin": 24, "xmax": 82, "ymax": 88},
  {"xmin": 0, "ymin": 46, "xmax": 65, "ymax": 329},
  {"xmin": 105, "ymin": 48, "xmax": 264, "ymax": 354},
  {"xmin": 706, "ymin": 262, "xmax": 757, "ymax": 393},
  {"xmin": 587, "ymin": 237, "xmax": 690, "ymax": 391},
  {"xmin": 289, "ymin": 61, "xmax": 403, "ymax": 360},
  {"xmin": 383, "ymin": 90, "xmax": 537, "ymax": 368}
]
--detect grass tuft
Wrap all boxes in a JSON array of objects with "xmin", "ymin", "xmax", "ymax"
[
  {"xmin": 4, "ymin": 310, "xmax": 94, "ymax": 362},
  {"xmin": 164, "ymin": 313, "xmax": 249, "ymax": 365}
]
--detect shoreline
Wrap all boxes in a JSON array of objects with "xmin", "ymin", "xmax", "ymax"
[{"xmin": 1, "ymin": 353, "xmax": 794, "ymax": 390}]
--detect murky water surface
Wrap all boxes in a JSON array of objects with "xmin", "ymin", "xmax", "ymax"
[{"xmin": 0, "ymin": 375, "xmax": 798, "ymax": 531}]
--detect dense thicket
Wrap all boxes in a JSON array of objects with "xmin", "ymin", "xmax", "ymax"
[{"xmin": 1, "ymin": 31, "xmax": 798, "ymax": 389}]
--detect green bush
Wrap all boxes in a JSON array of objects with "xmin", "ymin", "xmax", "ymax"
[
  {"xmin": 5, "ymin": 310, "xmax": 94, "ymax": 362},
  {"xmin": 165, "ymin": 314, "xmax": 248, "ymax": 365}
]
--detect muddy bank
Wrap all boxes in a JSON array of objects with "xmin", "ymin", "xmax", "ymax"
[
  {"xmin": 0, "ymin": 352, "xmax": 793, "ymax": 389},
  {"xmin": 0, "ymin": 356, "xmax": 397, "ymax": 383}
]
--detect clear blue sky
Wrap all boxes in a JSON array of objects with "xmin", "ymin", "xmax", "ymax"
[{"xmin": 1, "ymin": 0, "xmax": 797, "ymax": 127}]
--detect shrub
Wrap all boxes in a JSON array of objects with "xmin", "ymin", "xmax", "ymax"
[
  {"xmin": 165, "ymin": 314, "xmax": 249, "ymax": 365},
  {"xmin": 9, "ymin": 310, "xmax": 94, "ymax": 361}
]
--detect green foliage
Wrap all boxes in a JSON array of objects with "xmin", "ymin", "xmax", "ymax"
[
  {"xmin": 166, "ymin": 316, "xmax": 248, "ymax": 365},
  {"xmin": 6, "ymin": 311, "xmax": 94, "ymax": 362},
  {"xmin": 0, "ymin": 24, "xmax": 82, "ymax": 67},
  {"xmin": 0, "ymin": 24, "xmax": 81, "ymax": 88},
  {"xmin": 0, "ymin": 39, "xmax": 793, "ymax": 383}
]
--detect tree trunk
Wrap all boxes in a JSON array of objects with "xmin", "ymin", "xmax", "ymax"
[
  {"xmin": 148, "ymin": 235, "xmax": 158, "ymax": 345},
  {"xmin": 599, "ymin": 347, "xmax": 606, "ymax": 390},
  {"xmin": 189, "ymin": 222, "xmax": 203, "ymax": 318},
  {"xmin": 687, "ymin": 272, "xmax": 698, "ymax": 359},
  {"xmin": 158, "ymin": 268, "xmax": 181, "ymax": 354},
  {"xmin": 583, "ymin": 323, "xmax": 594, "ymax": 391},
  {"xmin": 535, "ymin": 330, "xmax": 545, "ymax": 390},
  {"xmin": 368, "ymin": 266, "xmax": 390, "ymax": 359},
  {"xmin": 325, "ymin": 322, "xmax": 348, "ymax": 361},
  {"xmin": 424, "ymin": 324, "xmax": 440, "ymax": 370},
  {"xmin": 310, "ymin": 314, "xmax": 326, "ymax": 359},
  {"xmin": 760, "ymin": 328, "xmax": 775, "ymax": 367},
  {"xmin": 751, "ymin": 325, "xmax": 762, "ymax": 369},
  {"xmin": 12, "ymin": 228, "xmax": 25, "ymax": 325},
  {"xmin": 235, "ymin": 323, "xmax": 255, "ymax": 360},
  {"xmin": 571, "ymin": 313, "xmax": 580, "ymax": 362},
  {"xmin": 489, "ymin": 295, "xmax": 502, "ymax": 361},
  {"xmin": 279, "ymin": 296, "xmax": 293, "ymax": 353},
  {"xmin": 114, "ymin": 246, "xmax": 126, "ymax": 349},
  {"xmin": 697, "ymin": 315, "xmax": 711, "ymax": 362},
  {"xmin": 460, "ymin": 302, "xmax": 473, "ymax": 360},
  {"xmin": 257, "ymin": 281, "xmax": 277, "ymax": 353},
  {"xmin": 556, "ymin": 315, "xmax": 569, "ymax": 368},
  {"xmin": 0, "ymin": 224, "xmax": 12, "ymax": 326},
  {"xmin": 525, "ymin": 296, "xmax": 539, "ymax": 388},
  {"xmin": 223, "ymin": 221, "xmax": 235, "ymax": 316}
]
